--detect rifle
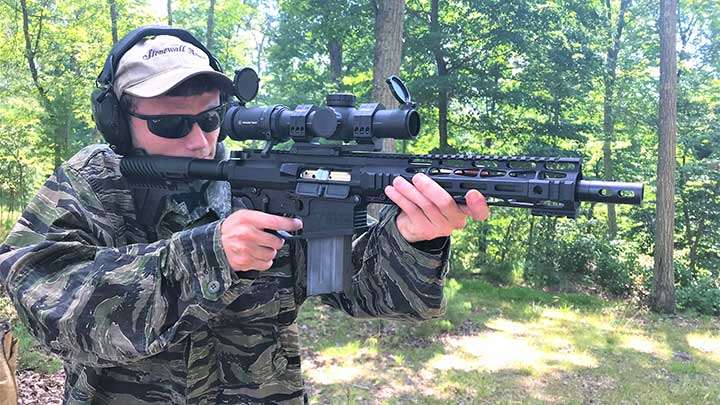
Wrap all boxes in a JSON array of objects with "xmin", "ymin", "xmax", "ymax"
[{"xmin": 120, "ymin": 69, "xmax": 644, "ymax": 296}]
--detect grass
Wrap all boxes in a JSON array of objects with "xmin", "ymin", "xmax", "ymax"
[
  {"xmin": 0, "ymin": 295, "xmax": 62, "ymax": 374},
  {"xmin": 0, "ymin": 210, "xmax": 22, "ymax": 241},
  {"xmin": 298, "ymin": 279, "xmax": 720, "ymax": 404},
  {"xmin": 1, "ymin": 279, "xmax": 718, "ymax": 403},
  {"xmin": 12, "ymin": 322, "xmax": 62, "ymax": 373}
]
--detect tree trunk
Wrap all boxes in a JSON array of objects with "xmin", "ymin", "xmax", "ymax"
[
  {"xmin": 372, "ymin": 0, "xmax": 405, "ymax": 154},
  {"xmin": 53, "ymin": 126, "xmax": 63, "ymax": 169},
  {"xmin": 21, "ymin": 0, "xmax": 64, "ymax": 168},
  {"xmin": 206, "ymin": 0, "xmax": 216, "ymax": 51},
  {"xmin": 368, "ymin": 0, "xmax": 405, "ymax": 221},
  {"xmin": 54, "ymin": 110, "xmax": 70, "ymax": 170},
  {"xmin": 524, "ymin": 216, "xmax": 536, "ymax": 265},
  {"xmin": 499, "ymin": 218, "xmax": 517, "ymax": 263},
  {"xmin": 652, "ymin": 0, "xmax": 677, "ymax": 314},
  {"xmin": 167, "ymin": 0, "xmax": 173, "ymax": 26},
  {"xmin": 256, "ymin": 32, "xmax": 266, "ymax": 76},
  {"xmin": 20, "ymin": 0, "xmax": 49, "ymax": 106},
  {"xmin": 476, "ymin": 222, "xmax": 488, "ymax": 265},
  {"xmin": 688, "ymin": 220, "xmax": 704, "ymax": 273},
  {"xmin": 109, "ymin": 0, "xmax": 118, "ymax": 44},
  {"xmin": 430, "ymin": 0, "xmax": 449, "ymax": 150},
  {"xmin": 602, "ymin": 0, "xmax": 630, "ymax": 239},
  {"xmin": 678, "ymin": 154, "xmax": 694, "ymax": 265},
  {"xmin": 328, "ymin": 39, "xmax": 343, "ymax": 88},
  {"xmin": 437, "ymin": 84, "xmax": 448, "ymax": 149}
]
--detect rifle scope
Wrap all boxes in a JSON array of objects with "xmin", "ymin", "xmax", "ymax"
[{"xmin": 221, "ymin": 68, "xmax": 420, "ymax": 144}]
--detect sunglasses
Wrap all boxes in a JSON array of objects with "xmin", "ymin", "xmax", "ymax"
[{"xmin": 126, "ymin": 104, "xmax": 227, "ymax": 139}]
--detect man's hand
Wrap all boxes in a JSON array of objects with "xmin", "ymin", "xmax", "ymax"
[
  {"xmin": 220, "ymin": 210, "xmax": 303, "ymax": 272},
  {"xmin": 384, "ymin": 173, "xmax": 490, "ymax": 243}
]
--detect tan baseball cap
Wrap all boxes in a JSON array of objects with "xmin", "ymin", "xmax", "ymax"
[{"xmin": 113, "ymin": 34, "xmax": 233, "ymax": 98}]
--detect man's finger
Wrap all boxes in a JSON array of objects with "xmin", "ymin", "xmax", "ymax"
[
  {"xmin": 385, "ymin": 185, "xmax": 432, "ymax": 227},
  {"xmin": 463, "ymin": 190, "xmax": 490, "ymax": 221},
  {"xmin": 241, "ymin": 210, "xmax": 303, "ymax": 231},
  {"xmin": 411, "ymin": 174, "xmax": 467, "ymax": 225},
  {"xmin": 393, "ymin": 176, "xmax": 450, "ymax": 229},
  {"xmin": 248, "ymin": 245, "xmax": 277, "ymax": 262}
]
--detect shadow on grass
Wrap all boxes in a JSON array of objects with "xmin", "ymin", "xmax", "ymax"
[{"xmin": 299, "ymin": 279, "xmax": 720, "ymax": 403}]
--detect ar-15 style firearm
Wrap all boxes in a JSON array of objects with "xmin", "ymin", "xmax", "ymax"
[{"xmin": 120, "ymin": 68, "xmax": 644, "ymax": 296}]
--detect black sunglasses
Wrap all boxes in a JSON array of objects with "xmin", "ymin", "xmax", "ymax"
[{"xmin": 126, "ymin": 104, "xmax": 227, "ymax": 139}]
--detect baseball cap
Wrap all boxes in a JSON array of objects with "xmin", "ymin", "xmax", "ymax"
[{"xmin": 113, "ymin": 34, "xmax": 234, "ymax": 98}]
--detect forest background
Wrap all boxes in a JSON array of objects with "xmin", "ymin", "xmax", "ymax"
[{"xmin": 0, "ymin": 0, "xmax": 718, "ymax": 319}]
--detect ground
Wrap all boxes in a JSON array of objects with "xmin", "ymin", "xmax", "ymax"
[{"xmin": 2, "ymin": 279, "xmax": 719, "ymax": 404}]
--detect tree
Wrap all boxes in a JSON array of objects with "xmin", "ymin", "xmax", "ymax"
[
  {"xmin": 167, "ymin": 0, "xmax": 173, "ymax": 25},
  {"xmin": 673, "ymin": 0, "xmax": 720, "ymax": 276},
  {"xmin": 265, "ymin": 0, "xmax": 374, "ymax": 104},
  {"xmin": 652, "ymin": 0, "xmax": 678, "ymax": 313},
  {"xmin": 20, "ymin": 0, "xmax": 65, "ymax": 169},
  {"xmin": 206, "ymin": 0, "xmax": 216, "ymax": 51},
  {"xmin": 368, "ymin": 0, "xmax": 405, "ymax": 220},
  {"xmin": 171, "ymin": 0, "xmax": 257, "ymax": 69},
  {"xmin": 372, "ymin": 0, "xmax": 405, "ymax": 153},
  {"xmin": 602, "ymin": 0, "xmax": 631, "ymax": 239},
  {"xmin": 404, "ymin": 1, "xmax": 602, "ymax": 153},
  {"xmin": 109, "ymin": 0, "xmax": 118, "ymax": 44}
]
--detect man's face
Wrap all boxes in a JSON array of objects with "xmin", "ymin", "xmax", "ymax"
[{"xmin": 128, "ymin": 90, "xmax": 221, "ymax": 159}]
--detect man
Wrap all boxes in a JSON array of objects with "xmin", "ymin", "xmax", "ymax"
[{"xmin": 0, "ymin": 28, "xmax": 489, "ymax": 404}]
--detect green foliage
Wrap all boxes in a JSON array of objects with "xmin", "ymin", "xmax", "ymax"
[
  {"xmin": 518, "ymin": 217, "xmax": 650, "ymax": 297},
  {"xmin": 12, "ymin": 322, "xmax": 62, "ymax": 373},
  {"xmin": 482, "ymin": 261, "xmax": 516, "ymax": 286},
  {"xmin": 596, "ymin": 240, "xmax": 652, "ymax": 297},
  {"xmin": 676, "ymin": 278, "xmax": 720, "ymax": 316},
  {"xmin": 674, "ymin": 259, "xmax": 720, "ymax": 315},
  {"xmin": 264, "ymin": 0, "xmax": 374, "ymax": 105},
  {"xmin": 171, "ymin": 0, "xmax": 257, "ymax": 69}
]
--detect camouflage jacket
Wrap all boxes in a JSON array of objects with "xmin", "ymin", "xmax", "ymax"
[{"xmin": 0, "ymin": 144, "xmax": 450, "ymax": 404}]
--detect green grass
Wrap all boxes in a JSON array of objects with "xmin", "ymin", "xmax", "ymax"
[
  {"xmin": 1, "ymin": 279, "xmax": 718, "ymax": 402},
  {"xmin": 298, "ymin": 279, "xmax": 720, "ymax": 404},
  {"xmin": 0, "ymin": 294, "xmax": 62, "ymax": 374},
  {"xmin": 12, "ymin": 322, "xmax": 62, "ymax": 374},
  {"xmin": 0, "ymin": 210, "xmax": 22, "ymax": 241}
]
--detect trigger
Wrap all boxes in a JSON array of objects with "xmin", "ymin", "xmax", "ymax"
[{"xmin": 264, "ymin": 229, "xmax": 300, "ymax": 241}]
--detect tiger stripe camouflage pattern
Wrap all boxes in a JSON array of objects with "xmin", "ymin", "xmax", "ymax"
[{"xmin": 0, "ymin": 144, "xmax": 450, "ymax": 404}]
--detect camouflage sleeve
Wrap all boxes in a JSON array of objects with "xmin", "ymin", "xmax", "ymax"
[
  {"xmin": 0, "ymin": 164, "xmax": 243, "ymax": 368},
  {"xmin": 320, "ymin": 205, "xmax": 450, "ymax": 320}
]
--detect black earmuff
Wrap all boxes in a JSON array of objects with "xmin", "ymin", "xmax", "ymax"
[
  {"xmin": 91, "ymin": 25, "xmax": 228, "ymax": 155},
  {"xmin": 91, "ymin": 86, "xmax": 132, "ymax": 154}
]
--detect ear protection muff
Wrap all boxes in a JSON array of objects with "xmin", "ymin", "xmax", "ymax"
[{"xmin": 91, "ymin": 25, "xmax": 228, "ymax": 155}]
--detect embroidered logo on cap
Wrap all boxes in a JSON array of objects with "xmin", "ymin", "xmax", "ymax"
[{"xmin": 142, "ymin": 45, "xmax": 206, "ymax": 61}]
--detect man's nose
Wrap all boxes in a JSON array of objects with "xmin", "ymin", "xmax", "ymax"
[{"xmin": 184, "ymin": 123, "xmax": 209, "ymax": 151}]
